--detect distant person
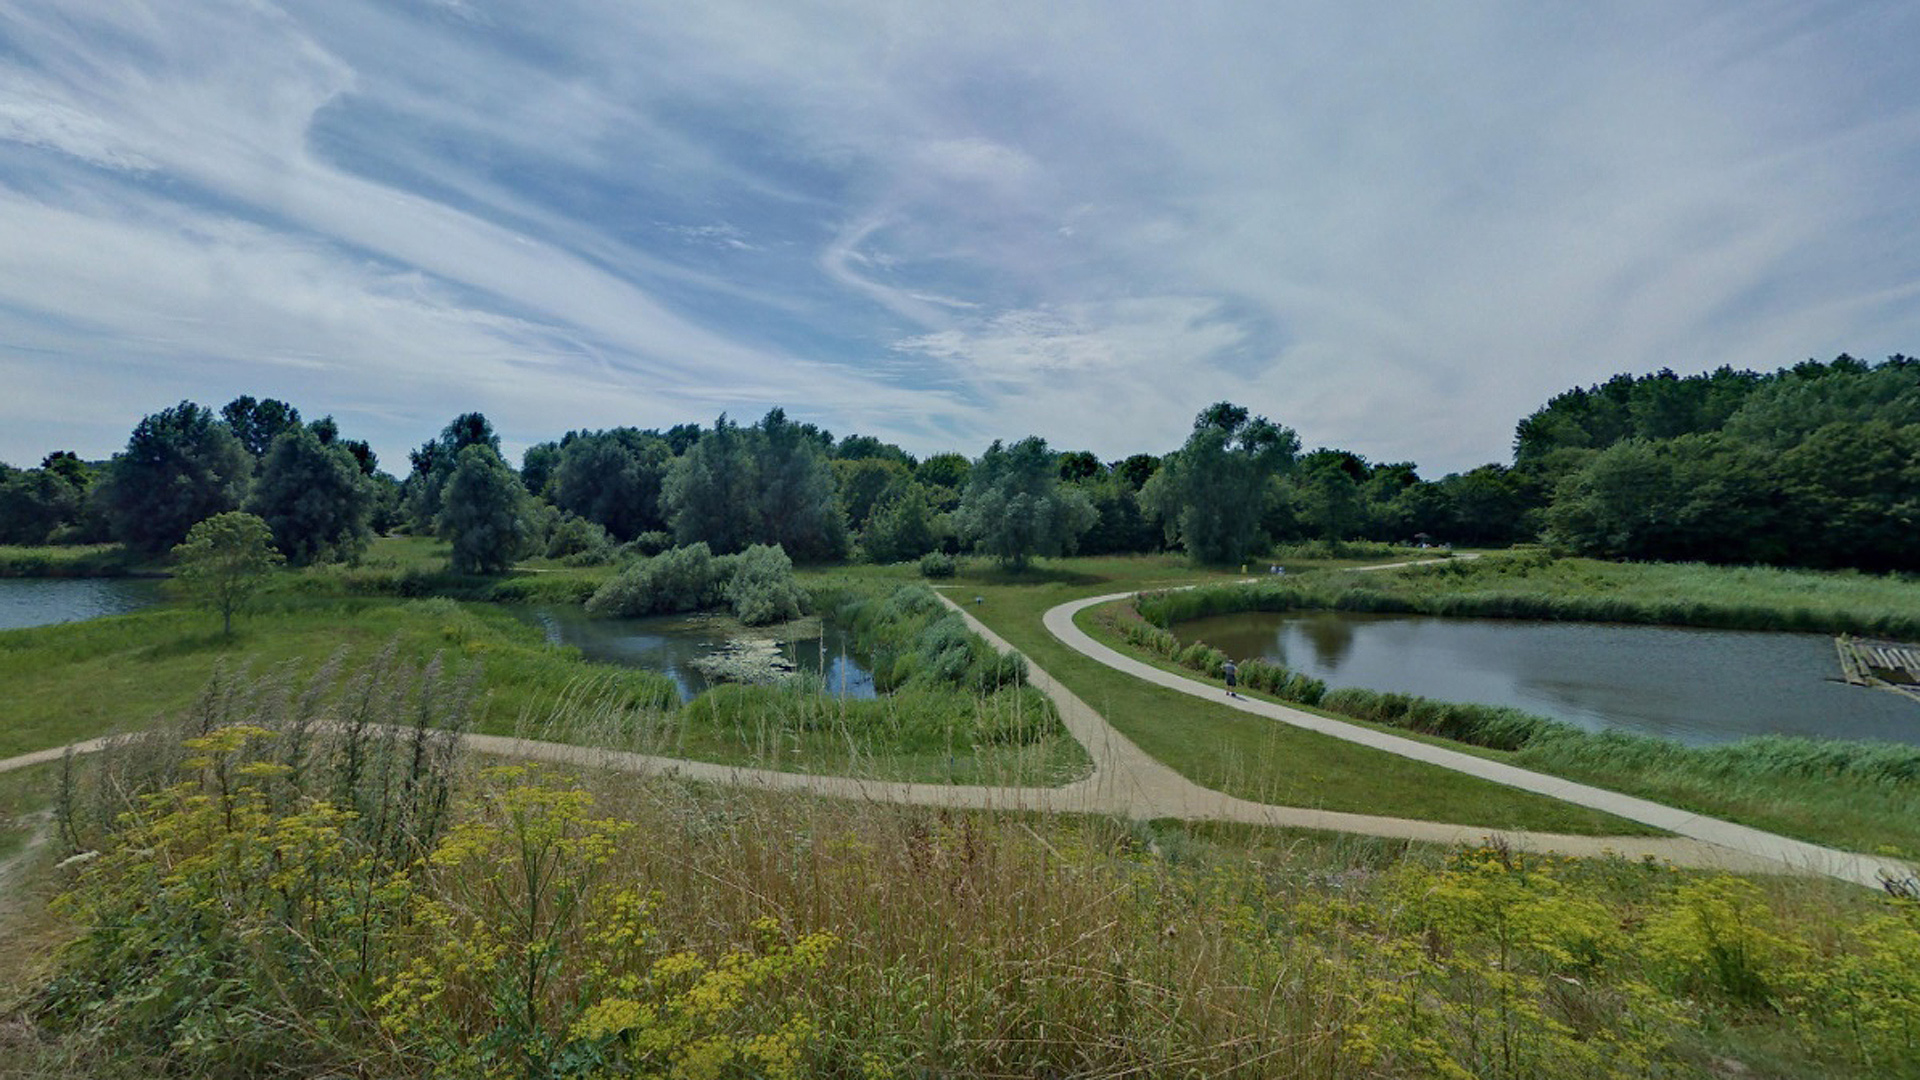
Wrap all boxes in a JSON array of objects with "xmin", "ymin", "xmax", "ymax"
[{"xmin": 1223, "ymin": 659, "xmax": 1238, "ymax": 698}]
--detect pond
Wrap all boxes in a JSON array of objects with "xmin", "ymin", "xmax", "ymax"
[
  {"xmin": 1176, "ymin": 610, "xmax": 1920, "ymax": 747},
  {"xmin": 0, "ymin": 577, "xmax": 164, "ymax": 631},
  {"xmin": 516, "ymin": 605, "xmax": 878, "ymax": 703}
]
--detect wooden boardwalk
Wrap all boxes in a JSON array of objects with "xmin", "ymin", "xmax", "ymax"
[{"xmin": 1835, "ymin": 635, "xmax": 1920, "ymax": 705}]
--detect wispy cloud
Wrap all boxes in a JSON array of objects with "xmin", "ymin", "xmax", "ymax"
[{"xmin": 2, "ymin": 0, "xmax": 1918, "ymax": 474}]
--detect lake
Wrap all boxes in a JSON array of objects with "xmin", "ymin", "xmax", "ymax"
[
  {"xmin": 515, "ymin": 605, "xmax": 877, "ymax": 702},
  {"xmin": 1176, "ymin": 610, "xmax": 1920, "ymax": 746},
  {"xmin": 0, "ymin": 577, "xmax": 163, "ymax": 631}
]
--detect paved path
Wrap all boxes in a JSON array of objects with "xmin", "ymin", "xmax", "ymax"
[
  {"xmin": 3, "ymin": 580, "xmax": 1910, "ymax": 890},
  {"xmin": 1043, "ymin": 590, "xmax": 1917, "ymax": 891}
]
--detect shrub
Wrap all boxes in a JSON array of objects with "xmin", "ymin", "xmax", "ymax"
[
  {"xmin": 919, "ymin": 551, "xmax": 957, "ymax": 578},
  {"xmin": 626, "ymin": 530, "xmax": 673, "ymax": 557},
  {"xmin": 586, "ymin": 542, "xmax": 731, "ymax": 617},
  {"xmin": 545, "ymin": 514, "xmax": 615, "ymax": 561},
  {"xmin": 727, "ymin": 544, "xmax": 805, "ymax": 626}
]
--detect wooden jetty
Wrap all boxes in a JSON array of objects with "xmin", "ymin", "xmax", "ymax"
[{"xmin": 1835, "ymin": 635, "xmax": 1920, "ymax": 705}]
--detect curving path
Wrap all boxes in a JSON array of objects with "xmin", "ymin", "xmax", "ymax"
[
  {"xmin": 2, "ymin": 586, "xmax": 1910, "ymax": 890},
  {"xmin": 1043, "ymin": 590, "xmax": 1918, "ymax": 891}
]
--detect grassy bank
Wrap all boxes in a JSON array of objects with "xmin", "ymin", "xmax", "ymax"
[
  {"xmin": 7, "ymin": 729, "xmax": 1916, "ymax": 1079},
  {"xmin": 0, "ymin": 545, "xmax": 150, "ymax": 578},
  {"xmin": 807, "ymin": 557, "xmax": 1655, "ymax": 837},
  {"xmin": 1142, "ymin": 551, "xmax": 1920, "ymax": 638}
]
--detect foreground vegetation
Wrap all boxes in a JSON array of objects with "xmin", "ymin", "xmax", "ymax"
[{"xmin": 4, "ymin": 688, "xmax": 1917, "ymax": 1079}]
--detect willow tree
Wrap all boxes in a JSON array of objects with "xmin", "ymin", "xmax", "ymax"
[
  {"xmin": 1141, "ymin": 402, "xmax": 1298, "ymax": 564},
  {"xmin": 953, "ymin": 437, "xmax": 1095, "ymax": 570}
]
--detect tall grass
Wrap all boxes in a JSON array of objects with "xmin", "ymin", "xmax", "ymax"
[
  {"xmin": 20, "ymin": 705, "xmax": 1920, "ymax": 1079},
  {"xmin": 0, "ymin": 544, "xmax": 146, "ymax": 578}
]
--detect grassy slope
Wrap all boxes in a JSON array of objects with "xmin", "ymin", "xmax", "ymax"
[{"xmin": 808, "ymin": 556, "xmax": 1653, "ymax": 836}]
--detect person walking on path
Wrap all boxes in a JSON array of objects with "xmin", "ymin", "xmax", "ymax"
[{"xmin": 1222, "ymin": 658, "xmax": 1239, "ymax": 698}]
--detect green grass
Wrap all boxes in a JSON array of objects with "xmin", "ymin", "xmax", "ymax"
[
  {"xmin": 0, "ymin": 581, "xmax": 1088, "ymax": 785},
  {"xmin": 0, "ymin": 762, "xmax": 58, "ymax": 864},
  {"xmin": 1144, "ymin": 551, "xmax": 1920, "ymax": 637},
  {"xmin": 0, "ymin": 544, "xmax": 152, "ymax": 578},
  {"xmin": 804, "ymin": 556, "xmax": 1656, "ymax": 837}
]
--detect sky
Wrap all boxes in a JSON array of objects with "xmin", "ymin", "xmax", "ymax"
[{"xmin": 2, "ymin": 1, "xmax": 1918, "ymax": 478}]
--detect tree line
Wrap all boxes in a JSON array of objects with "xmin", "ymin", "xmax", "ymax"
[{"xmin": 3, "ymin": 351, "xmax": 1915, "ymax": 573}]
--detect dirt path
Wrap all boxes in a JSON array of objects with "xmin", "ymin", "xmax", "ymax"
[{"xmin": 1, "ymin": 576, "xmax": 1907, "ymax": 889}]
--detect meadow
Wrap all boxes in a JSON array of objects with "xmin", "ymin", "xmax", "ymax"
[{"xmin": 3, "ymin": 697, "xmax": 1916, "ymax": 1079}]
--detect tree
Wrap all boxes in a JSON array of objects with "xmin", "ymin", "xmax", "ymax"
[
  {"xmin": 248, "ymin": 425, "xmax": 373, "ymax": 565},
  {"xmin": 861, "ymin": 483, "xmax": 940, "ymax": 563},
  {"xmin": 171, "ymin": 511, "xmax": 282, "ymax": 636},
  {"xmin": 550, "ymin": 430, "xmax": 670, "ymax": 541},
  {"xmin": 1076, "ymin": 472, "xmax": 1158, "ymax": 555},
  {"xmin": 953, "ymin": 437, "xmax": 1095, "ymax": 569},
  {"xmin": 915, "ymin": 452, "xmax": 971, "ymax": 492},
  {"xmin": 97, "ymin": 402, "xmax": 253, "ymax": 553},
  {"xmin": 1056, "ymin": 450, "xmax": 1103, "ymax": 482},
  {"xmin": 406, "ymin": 412, "xmax": 501, "ymax": 533},
  {"xmin": 519, "ymin": 440, "xmax": 564, "ymax": 497},
  {"xmin": 834, "ymin": 458, "xmax": 911, "ymax": 533},
  {"xmin": 221, "ymin": 396, "xmax": 303, "ymax": 458},
  {"xmin": 1141, "ymin": 403, "xmax": 1298, "ymax": 563},
  {"xmin": 661, "ymin": 416, "xmax": 755, "ymax": 553},
  {"xmin": 1114, "ymin": 453, "xmax": 1161, "ymax": 490},
  {"xmin": 834, "ymin": 433, "xmax": 912, "ymax": 465},
  {"xmin": 0, "ymin": 464, "xmax": 84, "ymax": 545},
  {"xmin": 437, "ymin": 445, "xmax": 530, "ymax": 574},
  {"xmin": 751, "ymin": 408, "xmax": 845, "ymax": 561}
]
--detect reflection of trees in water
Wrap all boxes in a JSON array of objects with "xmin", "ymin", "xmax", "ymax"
[{"xmin": 1297, "ymin": 613, "xmax": 1355, "ymax": 671}]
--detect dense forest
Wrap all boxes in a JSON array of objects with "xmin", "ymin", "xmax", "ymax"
[{"xmin": 2, "ymin": 353, "xmax": 1915, "ymax": 572}]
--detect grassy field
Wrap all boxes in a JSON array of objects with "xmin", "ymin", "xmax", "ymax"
[
  {"xmin": 6, "ymin": 740, "xmax": 1914, "ymax": 1080},
  {"xmin": 806, "ymin": 556, "xmax": 1656, "ymax": 837}
]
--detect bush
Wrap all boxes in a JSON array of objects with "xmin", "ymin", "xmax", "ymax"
[
  {"xmin": 626, "ymin": 530, "xmax": 673, "ymax": 557},
  {"xmin": 586, "ymin": 542, "xmax": 731, "ymax": 617},
  {"xmin": 726, "ymin": 544, "xmax": 804, "ymax": 626},
  {"xmin": 586, "ymin": 543, "xmax": 807, "ymax": 626},
  {"xmin": 1322, "ymin": 688, "xmax": 1556, "ymax": 751},
  {"xmin": 919, "ymin": 551, "xmax": 957, "ymax": 578},
  {"xmin": 545, "ymin": 514, "xmax": 615, "ymax": 561}
]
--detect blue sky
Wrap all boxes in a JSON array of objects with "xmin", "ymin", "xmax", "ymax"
[{"xmin": 2, "ymin": 1, "xmax": 1917, "ymax": 477}]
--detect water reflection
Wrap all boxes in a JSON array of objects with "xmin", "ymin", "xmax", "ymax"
[
  {"xmin": 515, "ymin": 605, "xmax": 877, "ymax": 703},
  {"xmin": 0, "ymin": 577, "xmax": 163, "ymax": 630},
  {"xmin": 1176, "ymin": 610, "xmax": 1920, "ymax": 747},
  {"xmin": 1295, "ymin": 612, "xmax": 1356, "ymax": 672}
]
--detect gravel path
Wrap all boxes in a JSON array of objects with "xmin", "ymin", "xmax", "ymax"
[{"xmin": 1041, "ymin": 588, "xmax": 1918, "ymax": 891}]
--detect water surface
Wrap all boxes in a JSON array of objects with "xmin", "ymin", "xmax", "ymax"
[
  {"xmin": 516, "ymin": 605, "xmax": 877, "ymax": 702},
  {"xmin": 0, "ymin": 577, "xmax": 163, "ymax": 631},
  {"xmin": 1178, "ymin": 610, "xmax": 1920, "ymax": 746}
]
